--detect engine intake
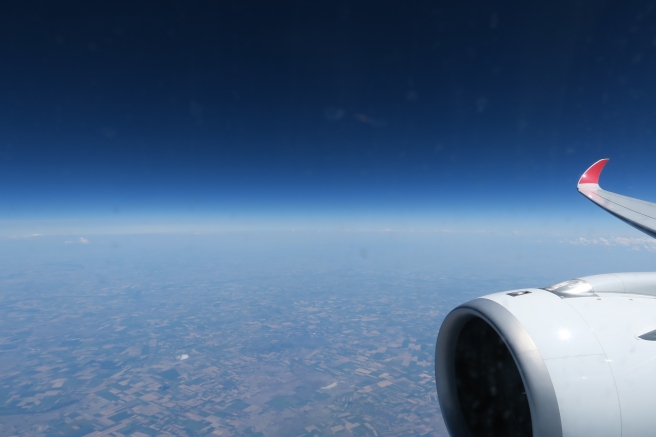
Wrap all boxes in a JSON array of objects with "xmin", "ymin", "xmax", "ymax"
[
  {"xmin": 454, "ymin": 317, "xmax": 531, "ymax": 435},
  {"xmin": 435, "ymin": 298, "xmax": 561, "ymax": 437}
]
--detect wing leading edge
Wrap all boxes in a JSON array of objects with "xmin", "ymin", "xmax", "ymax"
[{"xmin": 578, "ymin": 159, "xmax": 656, "ymax": 239}]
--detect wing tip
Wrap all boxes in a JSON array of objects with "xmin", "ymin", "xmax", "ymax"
[{"xmin": 578, "ymin": 158, "xmax": 610, "ymax": 186}]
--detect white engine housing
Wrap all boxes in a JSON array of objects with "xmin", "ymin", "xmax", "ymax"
[{"xmin": 435, "ymin": 273, "xmax": 656, "ymax": 436}]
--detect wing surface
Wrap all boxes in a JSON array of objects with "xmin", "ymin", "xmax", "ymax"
[{"xmin": 578, "ymin": 159, "xmax": 656, "ymax": 238}]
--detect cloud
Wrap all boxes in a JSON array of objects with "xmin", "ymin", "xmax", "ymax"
[
  {"xmin": 79, "ymin": 237, "xmax": 90, "ymax": 244},
  {"xmin": 8, "ymin": 233, "xmax": 42, "ymax": 239},
  {"xmin": 567, "ymin": 236, "xmax": 656, "ymax": 251}
]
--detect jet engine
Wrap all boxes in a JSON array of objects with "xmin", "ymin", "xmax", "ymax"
[{"xmin": 435, "ymin": 273, "xmax": 656, "ymax": 437}]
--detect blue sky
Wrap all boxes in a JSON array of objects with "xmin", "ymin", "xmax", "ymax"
[{"xmin": 2, "ymin": 1, "xmax": 656, "ymax": 238}]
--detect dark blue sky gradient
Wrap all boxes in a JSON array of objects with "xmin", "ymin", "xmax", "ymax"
[{"xmin": 3, "ymin": 1, "xmax": 656, "ymax": 232}]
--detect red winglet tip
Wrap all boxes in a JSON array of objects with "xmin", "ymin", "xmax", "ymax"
[{"xmin": 578, "ymin": 158, "xmax": 609, "ymax": 185}]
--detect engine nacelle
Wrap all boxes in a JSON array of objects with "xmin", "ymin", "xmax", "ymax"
[{"xmin": 435, "ymin": 273, "xmax": 656, "ymax": 436}]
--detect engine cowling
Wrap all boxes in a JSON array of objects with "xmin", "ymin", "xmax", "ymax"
[{"xmin": 435, "ymin": 272, "xmax": 656, "ymax": 437}]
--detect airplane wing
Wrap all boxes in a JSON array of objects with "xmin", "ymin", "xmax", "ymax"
[{"xmin": 578, "ymin": 158, "xmax": 656, "ymax": 238}]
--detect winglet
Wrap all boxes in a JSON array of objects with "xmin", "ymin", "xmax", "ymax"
[
  {"xmin": 578, "ymin": 158, "xmax": 609, "ymax": 186},
  {"xmin": 576, "ymin": 157, "xmax": 656, "ymax": 239}
]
